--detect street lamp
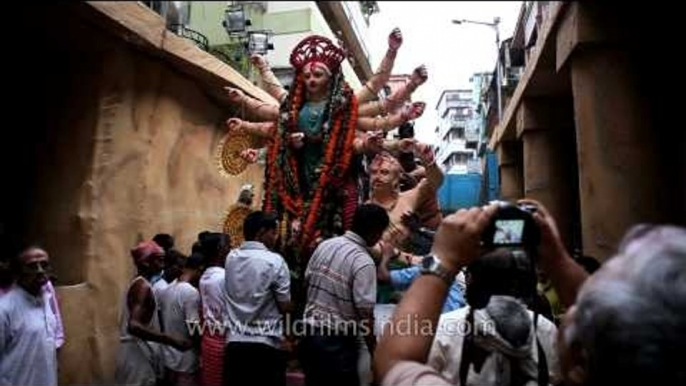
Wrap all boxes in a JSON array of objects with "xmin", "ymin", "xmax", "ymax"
[
  {"xmin": 245, "ymin": 30, "xmax": 274, "ymax": 56},
  {"xmin": 452, "ymin": 17, "xmax": 503, "ymax": 123},
  {"xmin": 222, "ymin": 4, "xmax": 252, "ymax": 35}
]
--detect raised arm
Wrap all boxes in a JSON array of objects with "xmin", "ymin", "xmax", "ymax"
[
  {"xmin": 374, "ymin": 205, "xmax": 498, "ymax": 382},
  {"xmin": 416, "ymin": 143, "xmax": 443, "ymax": 193},
  {"xmin": 358, "ymin": 65, "xmax": 428, "ymax": 117},
  {"xmin": 226, "ymin": 117, "xmax": 275, "ymax": 144},
  {"xmin": 356, "ymin": 28, "xmax": 403, "ymax": 104},
  {"xmin": 251, "ymin": 54, "xmax": 288, "ymax": 103},
  {"xmin": 356, "ymin": 102, "xmax": 425, "ymax": 133},
  {"xmin": 224, "ymin": 86, "xmax": 280, "ymax": 122},
  {"xmin": 127, "ymin": 281, "xmax": 191, "ymax": 351}
]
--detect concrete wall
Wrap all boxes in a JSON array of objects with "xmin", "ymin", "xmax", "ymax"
[{"xmin": 11, "ymin": 6, "xmax": 264, "ymax": 384}]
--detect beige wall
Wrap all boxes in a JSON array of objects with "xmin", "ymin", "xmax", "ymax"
[{"xmin": 20, "ymin": 8, "xmax": 264, "ymax": 384}]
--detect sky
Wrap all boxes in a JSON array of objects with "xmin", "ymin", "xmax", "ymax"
[{"xmin": 365, "ymin": 1, "xmax": 523, "ymax": 144}]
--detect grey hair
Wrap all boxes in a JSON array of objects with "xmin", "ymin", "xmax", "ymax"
[
  {"xmin": 486, "ymin": 295, "xmax": 532, "ymax": 348},
  {"xmin": 563, "ymin": 225, "xmax": 686, "ymax": 386}
]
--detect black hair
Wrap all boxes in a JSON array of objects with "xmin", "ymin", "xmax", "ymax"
[
  {"xmin": 198, "ymin": 232, "xmax": 230, "ymax": 262},
  {"xmin": 466, "ymin": 248, "xmax": 537, "ymax": 309},
  {"xmin": 350, "ymin": 204, "xmax": 390, "ymax": 241},
  {"xmin": 461, "ymin": 248, "xmax": 548, "ymax": 386},
  {"xmin": 185, "ymin": 252, "xmax": 205, "ymax": 270},
  {"xmin": 191, "ymin": 241, "xmax": 203, "ymax": 254},
  {"xmin": 243, "ymin": 211, "xmax": 278, "ymax": 241},
  {"xmin": 9, "ymin": 243, "xmax": 45, "ymax": 274},
  {"xmin": 152, "ymin": 233, "xmax": 175, "ymax": 252},
  {"xmin": 165, "ymin": 248, "xmax": 186, "ymax": 267}
]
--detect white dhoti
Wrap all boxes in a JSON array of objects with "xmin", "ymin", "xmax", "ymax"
[{"xmin": 114, "ymin": 338, "xmax": 162, "ymax": 386}]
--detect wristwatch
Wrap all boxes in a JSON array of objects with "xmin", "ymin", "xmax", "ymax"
[{"xmin": 420, "ymin": 254, "xmax": 454, "ymax": 285}]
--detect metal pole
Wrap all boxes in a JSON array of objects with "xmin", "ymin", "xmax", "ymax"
[{"xmin": 494, "ymin": 19, "xmax": 503, "ymax": 123}]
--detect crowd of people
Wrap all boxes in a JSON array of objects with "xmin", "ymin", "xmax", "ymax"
[
  {"xmin": 1, "ymin": 198, "xmax": 684, "ymax": 386},
  {"xmin": 3, "ymin": 17, "xmax": 684, "ymax": 386}
]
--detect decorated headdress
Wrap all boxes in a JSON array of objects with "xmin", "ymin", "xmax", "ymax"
[{"xmin": 290, "ymin": 35, "xmax": 346, "ymax": 74}]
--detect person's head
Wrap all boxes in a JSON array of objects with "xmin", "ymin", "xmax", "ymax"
[
  {"xmin": 198, "ymin": 232, "xmax": 231, "ymax": 266},
  {"xmin": 558, "ymin": 225, "xmax": 686, "ymax": 386},
  {"xmin": 152, "ymin": 233, "xmax": 174, "ymax": 253},
  {"xmin": 303, "ymin": 61, "xmax": 331, "ymax": 100},
  {"xmin": 12, "ymin": 245, "xmax": 50, "ymax": 296},
  {"xmin": 289, "ymin": 35, "xmax": 345, "ymax": 104},
  {"xmin": 466, "ymin": 248, "xmax": 537, "ymax": 309},
  {"xmin": 369, "ymin": 152, "xmax": 402, "ymax": 194},
  {"xmin": 243, "ymin": 211, "xmax": 279, "ymax": 249},
  {"xmin": 130, "ymin": 240, "xmax": 165, "ymax": 278},
  {"xmin": 181, "ymin": 252, "xmax": 206, "ymax": 287},
  {"xmin": 350, "ymin": 204, "xmax": 390, "ymax": 247},
  {"xmin": 238, "ymin": 184, "xmax": 255, "ymax": 206},
  {"xmin": 163, "ymin": 248, "xmax": 186, "ymax": 282},
  {"xmin": 191, "ymin": 241, "xmax": 202, "ymax": 254}
]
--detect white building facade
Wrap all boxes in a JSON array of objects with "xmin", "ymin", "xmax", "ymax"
[{"xmin": 434, "ymin": 89, "xmax": 480, "ymax": 174}]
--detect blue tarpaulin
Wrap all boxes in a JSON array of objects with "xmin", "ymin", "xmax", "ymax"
[{"xmin": 438, "ymin": 173, "xmax": 482, "ymax": 213}]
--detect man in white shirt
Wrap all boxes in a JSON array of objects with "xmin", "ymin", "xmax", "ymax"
[
  {"xmin": 0, "ymin": 246, "xmax": 59, "ymax": 386},
  {"xmin": 224, "ymin": 211, "xmax": 292, "ymax": 386},
  {"xmin": 159, "ymin": 252, "xmax": 204, "ymax": 386},
  {"xmin": 196, "ymin": 232, "xmax": 231, "ymax": 386},
  {"xmin": 426, "ymin": 248, "xmax": 561, "ymax": 385}
]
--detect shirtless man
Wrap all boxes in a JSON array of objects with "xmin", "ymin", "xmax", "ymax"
[
  {"xmin": 114, "ymin": 241, "xmax": 192, "ymax": 386},
  {"xmin": 367, "ymin": 144, "xmax": 443, "ymax": 260}
]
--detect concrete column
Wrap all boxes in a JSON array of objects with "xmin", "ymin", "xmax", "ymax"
[
  {"xmin": 570, "ymin": 47, "xmax": 663, "ymax": 260},
  {"xmin": 497, "ymin": 141, "xmax": 523, "ymax": 202},
  {"xmin": 518, "ymin": 99, "xmax": 577, "ymax": 250}
]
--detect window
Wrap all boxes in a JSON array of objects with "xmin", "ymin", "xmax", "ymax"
[
  {"xmin": 444, "ymin": 127, "xmax": 464, "ymax": 142},
  {"xmin": 455, "ymin": 127, "xmax": 465, "ymax": 139}
]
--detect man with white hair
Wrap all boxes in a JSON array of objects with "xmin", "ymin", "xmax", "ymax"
[{"xmin": 557, "ymin": 224, "xmax": 686, "ymax": 386}]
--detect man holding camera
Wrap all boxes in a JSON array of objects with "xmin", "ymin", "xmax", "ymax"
[
  {"xmin": 374, "ymin": 200, "xmax": 564, "ymax": 386},
  {"xmin": 426, "ymin": 245, "xmax": 561, "ymax": 385},
  {"xmin": 374, "ymin": 199, "xmax": 686, "ymax": 386}
]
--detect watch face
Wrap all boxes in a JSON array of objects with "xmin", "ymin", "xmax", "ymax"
[{"xmin": 421, "ymin": 255, "xmax": 435, "ymax": 269}]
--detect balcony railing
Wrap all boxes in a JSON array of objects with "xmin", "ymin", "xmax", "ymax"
[
  {"xmin": 465, "ymin": 129, "xmax": 480, "ymax": 143},
  {"xmin": 169, "ymin": 24, "xmax": 209, "ymax": 51}
]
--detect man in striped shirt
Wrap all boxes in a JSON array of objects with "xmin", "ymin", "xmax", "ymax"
[{"xmin": 300, "ymin": 204, "xmax": 391, "ymax": 386}]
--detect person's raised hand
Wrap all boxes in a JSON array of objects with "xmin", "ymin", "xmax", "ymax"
[
  {"xmin": 431, "ymin": 204, "xmax": 498, "ymax": 272},
  {"xmin": 388, "ymin": 28, "xmax": 403, "ymax": 51},
  {"xmin": 518, "ymin": 198, "xmax": 567, "ymax": 264}
]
